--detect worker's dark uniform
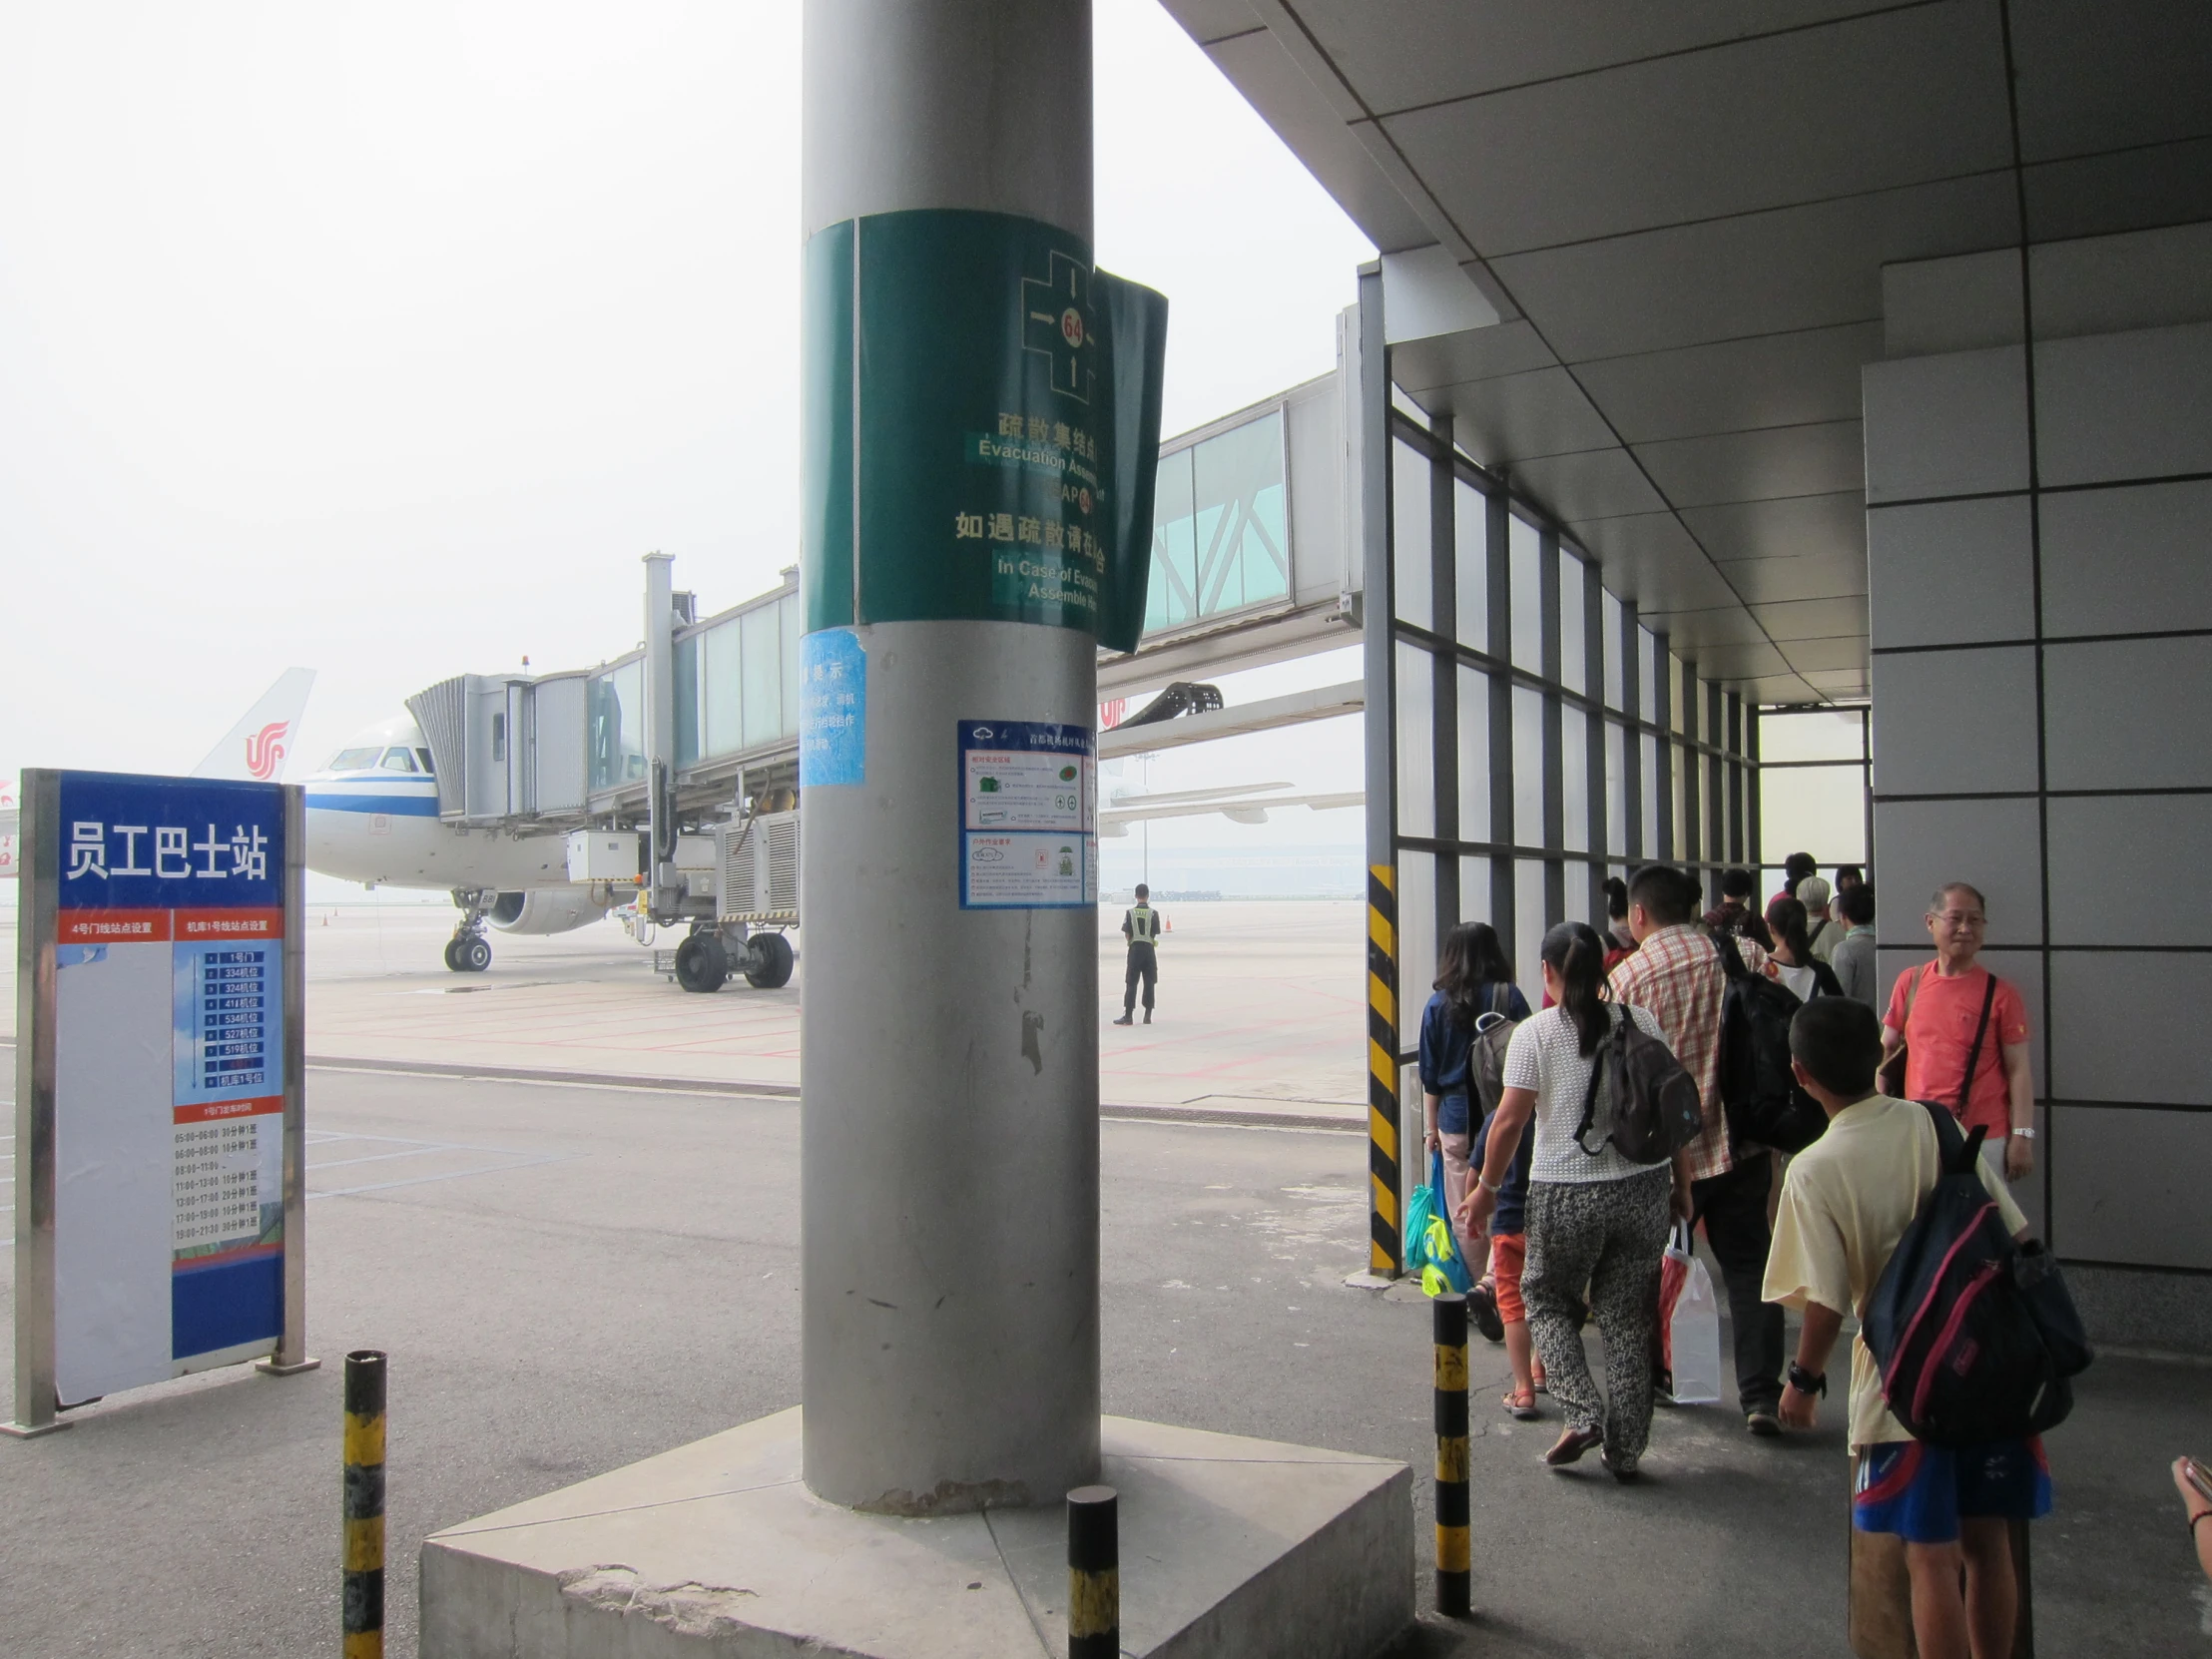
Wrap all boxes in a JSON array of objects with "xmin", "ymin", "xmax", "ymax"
[{"xmin": 1122, "ymin": 903, "xmax": 1160, "ymax": 1015}]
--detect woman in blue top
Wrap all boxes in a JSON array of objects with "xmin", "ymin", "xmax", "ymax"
[{"xmin": 1419, "ymin": 922, "xmax": 1531, "ymax": 1278}]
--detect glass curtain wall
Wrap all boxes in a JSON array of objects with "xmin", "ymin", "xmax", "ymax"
[
  {"xmin": 1755, "ymin": 707, "xmax": 1872, "ymax": 893},
  {"xmin": 1386, "ymin": 409, "xmax": 1757, "ymax": 1014}
]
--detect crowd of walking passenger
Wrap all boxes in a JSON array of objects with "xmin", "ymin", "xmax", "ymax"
[{"xmin": 1413, "ymin": 856, "xmax": 2107, "ymax": 1658}]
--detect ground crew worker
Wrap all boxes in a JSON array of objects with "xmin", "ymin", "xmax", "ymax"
[{"xmin": 1114, "ymin": 884, "xmax": 1161, "ymax": 1026}]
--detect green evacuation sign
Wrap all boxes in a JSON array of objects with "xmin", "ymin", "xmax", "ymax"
[{"xmin": 802, "ymin": 209, "xmax": 1166, "ymax": 652}]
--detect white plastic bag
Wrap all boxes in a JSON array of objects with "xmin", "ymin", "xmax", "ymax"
[{"xmin": 1661, "ymin": 1224, "xmax": 1724, "ymax": 1405}]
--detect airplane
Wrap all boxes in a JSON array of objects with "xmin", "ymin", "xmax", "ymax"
[
  {"xmin": 296, "ymin": 714, "xmax": 618, "ymax": 973},
  {"xmin": 0, "ymin": 669, "xmax": 315, "ymax": 881}
]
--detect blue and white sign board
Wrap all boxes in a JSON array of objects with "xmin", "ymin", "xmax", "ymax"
[
  {"xmin": 9, "ymin": 770, "xmax": 309, "ymax": 1434},
  {"xmin": 957, "ymin": 720, "xmax": 1097, "ymax": 909},
  {"xmin": 799, "ymin": 628, "xmax": 867, "ymax": 788}
]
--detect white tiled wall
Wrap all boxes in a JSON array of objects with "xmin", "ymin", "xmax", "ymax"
[{"xmin": 1869, "ymin": 231, "xmax": 2212, "ymax": 1282}]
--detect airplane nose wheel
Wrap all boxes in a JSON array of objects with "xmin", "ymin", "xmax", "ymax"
[{"xmin": 444, "ymin": 934, "xmax": 492, "ymax": 973}]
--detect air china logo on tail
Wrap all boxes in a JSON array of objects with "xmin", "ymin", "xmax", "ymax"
[{"xmin": 245, "ymin": 721, "xmax": 289, "ymax": 781}]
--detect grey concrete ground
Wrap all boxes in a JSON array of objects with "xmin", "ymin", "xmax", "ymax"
[{"xmin": 2, "ymin": 1065, "xmax": 2205, "ymax": 1657}]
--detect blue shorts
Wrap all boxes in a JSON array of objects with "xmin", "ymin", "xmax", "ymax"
[{"xmin": 1853, "ymin": 1438, "xmax": 2051, "ymax": 1544}]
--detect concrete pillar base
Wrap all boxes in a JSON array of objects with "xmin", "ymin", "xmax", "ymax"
[{"xmin": 420, "ymin": 1408, "xmax": 1411, "ymax": 1659}]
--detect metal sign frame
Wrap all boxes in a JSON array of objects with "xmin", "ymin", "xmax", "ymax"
[{"xmin": 6, "ymin": 772, "xmax": 313, "ymax": 1438}]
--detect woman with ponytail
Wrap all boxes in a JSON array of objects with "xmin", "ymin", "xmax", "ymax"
[{"xmin": 1460, "ymin": 921, "xmax": 1680, "ymax": 1480}]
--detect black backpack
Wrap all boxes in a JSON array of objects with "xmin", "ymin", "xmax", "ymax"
[
  {"xmin": 1862, "ymin": 1104, "xmax": 2091, "ymax": 1446},
  {"xmin": 1573, "ymin": 1005, "xmax": 1706, "ymax": 1165},
  {"xmin": 1714, "ymin": 935, "xmax": 1828, "ymax": 1154}
]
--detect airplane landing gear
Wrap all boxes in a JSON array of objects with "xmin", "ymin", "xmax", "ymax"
[
  {"xmin": 674, "ymin": 929, "xmax": 730, "ymax": 993},
  {"xmin": 446, "ymin": 888, "xmax": 494, "ymax": 973}
]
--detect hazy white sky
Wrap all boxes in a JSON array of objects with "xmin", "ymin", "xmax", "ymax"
[{"xmin": 0, "ymin": 0, "xmax": 1374, "ymax": 882}]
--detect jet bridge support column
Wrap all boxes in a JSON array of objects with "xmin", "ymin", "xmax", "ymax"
[
  {"xmin": 797, "ymin": 0, "xmax": 1099, "ymax": 1511},
  {"xmin": 643, "ymin": 551, "xmax": 677, "ymax": 912}
]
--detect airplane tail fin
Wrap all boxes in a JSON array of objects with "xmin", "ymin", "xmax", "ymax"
[{"xmin": 192, "ymin": 668, "xmax": 317, "ymax": 782}]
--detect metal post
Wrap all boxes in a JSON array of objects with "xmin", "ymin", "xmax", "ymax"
[
  {"xmin": 1357, "ymin": 259, "xmax": 1401, "ymax": 1279},
  {"xmin": 342, "ymin": 1350, "xmax": 387, "ymax": 1659},
  {"xmin": 1432, "ymin": 1293, "xmax": 1470, "ymax": 1617},
  {"xmin": 1621, "ymin": 601, "xmax": 1644, "ymax": 864},
  {"xmin": 4, "ymin": 771, "xmax": 64, "ymax": 1437},
  {"xmin": 643, "ymin": 551, "xmax": 677, "ymax": 910},
  {"xmin": 798, "ymin": 0, "xmax": 1102, "ymax": 1509},
  {"xmin": 1066, "ymin": 1484, "xmax": 1119, "ymax": 1658},
  {"xmin": 257, "ymin": 784, "xmax": 318, "ymax": 1379}
]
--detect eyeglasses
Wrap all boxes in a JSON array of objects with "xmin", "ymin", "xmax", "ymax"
[{"xmin": 1930, "ymin": 910, "xmax": 1986, "ymax": 927}]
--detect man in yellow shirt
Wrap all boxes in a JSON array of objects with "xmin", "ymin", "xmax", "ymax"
[{"xmin": 1763, "ymin": 998, "xmax": 2042, "ymax": 1659}]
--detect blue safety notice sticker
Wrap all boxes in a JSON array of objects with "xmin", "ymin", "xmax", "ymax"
[
  {"xmin": 799, "ymin": 629, "xmax": 867, "ymax": 788},
  {"xmin": 957, "ymin": 720, "xmax": 1096, "ymax": 909}
]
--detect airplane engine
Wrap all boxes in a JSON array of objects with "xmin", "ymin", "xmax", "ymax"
[{"xmin": 487, "ymin": 886, "xmax": 608, "ymax": 936}]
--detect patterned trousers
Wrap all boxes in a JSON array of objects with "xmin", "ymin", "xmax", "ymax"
[{"xmin": 1523, "ymin": 1165, "xmax": 1672, "ymax": 1463}]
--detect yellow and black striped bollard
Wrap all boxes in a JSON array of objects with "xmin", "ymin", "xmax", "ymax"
[
  {"xmin": 1067, "ymin": 1484, "xmax": 1118, "ymax": 1658},
  {"xmin": 342, "ymin": 1350, "xmax": 387, "ymax": 1659},
  {"xmin": 1433, "ymin": 1293, "xmax": 1470, "ymax": 1616}
]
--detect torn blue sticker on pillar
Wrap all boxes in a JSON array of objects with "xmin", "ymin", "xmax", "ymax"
[{"xmin": 799, "ymin": 629, "xmax": 866, "ymax": 788}]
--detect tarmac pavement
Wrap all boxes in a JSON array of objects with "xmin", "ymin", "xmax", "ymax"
[{"xmin": 1, "ymin": 1062, "xmax": 2204, "ymax": 1656}]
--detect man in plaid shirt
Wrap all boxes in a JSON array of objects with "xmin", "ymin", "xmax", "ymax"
[{"xmin": 1610, "ymin": 864, "xmax": 1790, "ymax": 1435}]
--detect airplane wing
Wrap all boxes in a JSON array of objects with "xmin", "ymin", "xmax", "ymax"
[{"xmin": 191, "ymin": 668, "xmax": 316, "ymax": 782}]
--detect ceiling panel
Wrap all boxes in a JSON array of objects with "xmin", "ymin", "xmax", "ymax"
[
  {"xmin": 1670, "ymin": 640, "xmax": 1795, "ymax": 680},
  {"xmin": 1632, "ymin": 421, "xmax": 1864, "ymax": 509},
  {"xmin": 1799, "ymin": 668, "xmax": 1871, "ymax": 697},
  {"xmin": 1291, "ymin": 0, "xmax": 1894, "ymax": 115},
  {"xmin": 1170, "ymin": 0, "xmax": 1263, "ymax": 43},
  {"xmin": 1431, "ymin": 365, "xmax": 1616, "ymax": 464},
  {"xmin": 1504, "ymin": 446, "xmax": 1665, "ymax": 525},
  {"xmin": 1566, "ymin": 514, "xmax": 1746, "ymax": 615},
  {"xmin": 1678, "ymin": 491, "xmax": 1865, "ymax": 566},
  {"xmin": 1742, "ymin": 672, "xmax": 1826, "ymax": 703},
  {"xmin": 2020, "ymin": 138, "xmax": 2212, "ymax": 246},
  {"xmin": 1751, "ymin": 596, "xmax": 1873, "ymax": 641},
  {"xmin": 1487, "ymin": 173, "xmax": 2019, "ymax": 361},
  {"xmin": 1781, "ymin": 637, "xmax": 1873, "ymax": 673},
  {"xmin": 1391, "ymin": 319, "xmax": 1558, "ymax": 393},
  {"xmin": 1570, "ymin": 322, "xmax": 1881, "ymax": 443},
  {"xmin": 1204, "ymin": 30, "xmax": 1438, "ymax": 254},
  {"xmin": 2008, "ymin": 0, "xmax": 2212, "ymax": 163},
  {"xmin": 1380, "ymin": 3, "xmax": 2012, "ymax": 256},
  {"xmin": 1713, "ymin": 553, "xmax": 1868, "ymax": 605},
  {"xmin": 1640, "ymin": 606, "xmax": 1774, "ymax": 649}
]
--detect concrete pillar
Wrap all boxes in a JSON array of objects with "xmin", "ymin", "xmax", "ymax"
[{"xmin": 798, "ymin": 0, "xmax": 1100, "ymax": 1512}]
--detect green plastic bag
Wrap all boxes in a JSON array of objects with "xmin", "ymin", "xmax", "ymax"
[{"xmin": 1405, "ymin": 1147, "xmax": 1472, "ymax": 1297}]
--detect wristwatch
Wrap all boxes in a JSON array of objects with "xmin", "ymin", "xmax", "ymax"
[
  {"xmin": 1786, "ymin": 1362, "xmax": 1827, "ymax": 1396},
  {"xmin": 1476, "ymin": 1172, "xmax": 1502, "ymax": 1195}
]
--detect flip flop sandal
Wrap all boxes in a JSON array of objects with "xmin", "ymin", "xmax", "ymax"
[{"xmin": 1501, "ymin": 1388, "xmax": 1542, "ymax": 1421}]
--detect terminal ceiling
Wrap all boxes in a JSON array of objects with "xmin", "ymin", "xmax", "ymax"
[{"xmin": 1158, "ymin": 0, "xmax": 2212, "ymax": 706}]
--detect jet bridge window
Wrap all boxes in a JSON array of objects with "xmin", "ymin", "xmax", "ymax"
[
  {"xmin": 329, "ymin": 747, "xmax": 382, "ymax": 773},
  {"xmin": 380, "ymin": 748, "xmax": 419, "ymax": 772}
]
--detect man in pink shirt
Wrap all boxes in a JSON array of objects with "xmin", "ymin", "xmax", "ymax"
[{"xmin": 1880, "ymin": 881, "xmax": 2036, "ymax": 1186}]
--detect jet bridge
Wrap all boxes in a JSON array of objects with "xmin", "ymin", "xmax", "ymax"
[{"xmin": 401, "ymin": 358, "xmax": 1371, "ymax": 989}]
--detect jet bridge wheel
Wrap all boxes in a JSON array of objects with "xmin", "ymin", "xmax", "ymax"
[
  {"xmin": 744, "ymin": 931, "xmax": 795, "ymax": 990},
  {"xmin": 674, "ymin": 931, "xmax": 730, "ymax": 993}
]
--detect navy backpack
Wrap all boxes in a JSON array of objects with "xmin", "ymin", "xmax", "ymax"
[{"xmin": 1862, "ymin": 1103, "xmax": 2091, "ymax": 1446}]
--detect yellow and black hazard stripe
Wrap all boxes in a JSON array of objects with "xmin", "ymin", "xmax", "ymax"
[
  {"xmin": 1367, "ymin": 863, "xmax": 1400, "ymax": 1275},
  {"xmin": 342, "ymin": 1350, "xmax": 387, "ymax": 1659},
  {"xmin": 1433, "ymin": 1294, "xmax": 1471, "ymax": 1616}
]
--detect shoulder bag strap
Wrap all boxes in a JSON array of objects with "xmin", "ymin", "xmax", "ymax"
[{"xmin": 1956, "ymin": 972, "xmax": 1999, "ymax": 1116}]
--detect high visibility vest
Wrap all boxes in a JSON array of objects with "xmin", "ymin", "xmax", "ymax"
[{"xmin": 1129, "ymin": 905, "xmax": 1159, "ymax": 944}]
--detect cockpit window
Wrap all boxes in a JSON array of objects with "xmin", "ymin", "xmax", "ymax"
[
  {"xmin": 379, "ymin": 748, "xmax": 418, "ymax": 773},
  {"xmin": 328, "ymin": 747, "xmax": 382, "ymax": 773},
  {"xmin": 415, "ymin": 748, "xmax": 436, "ymax": 776}
]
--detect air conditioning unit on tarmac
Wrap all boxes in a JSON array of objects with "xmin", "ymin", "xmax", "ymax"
[{"xmin": 716, "ymin": 808, "xmax": 800, "ymax": 923}]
